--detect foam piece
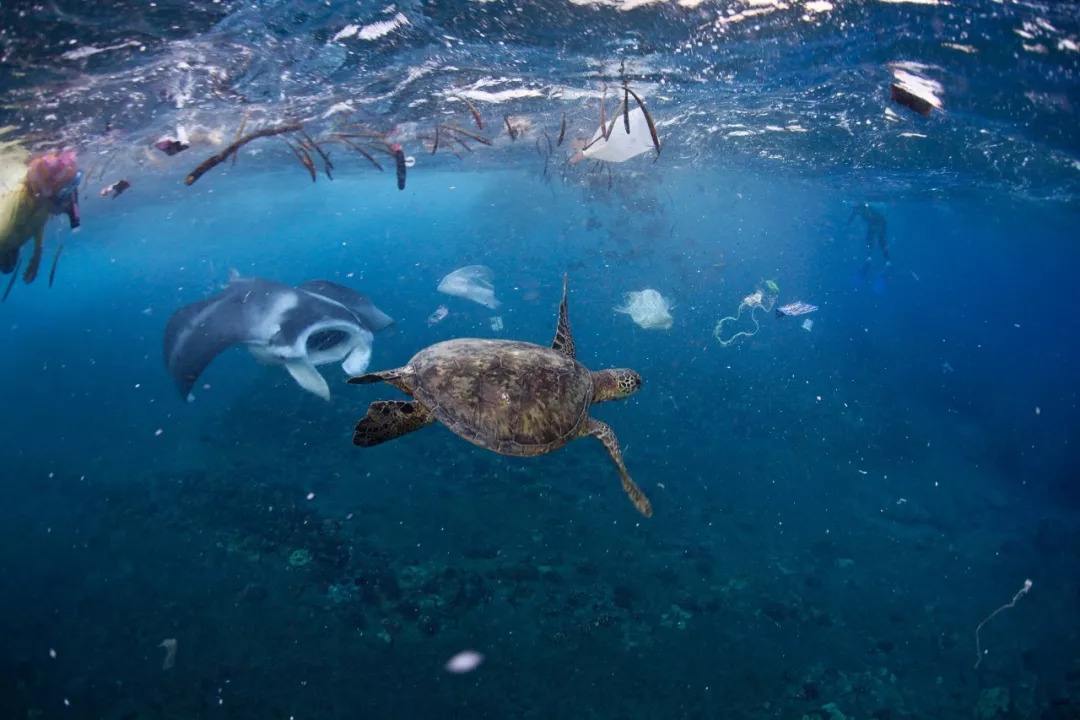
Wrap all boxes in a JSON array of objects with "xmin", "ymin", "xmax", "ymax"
[{"xmin": 614, "ymin": 288, "xmax": 673, "ymax": 330}]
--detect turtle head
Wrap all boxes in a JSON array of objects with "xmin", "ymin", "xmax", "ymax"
[{"xmin": 592, "ymin": 368, "xmax": 642, "ymax": 403}]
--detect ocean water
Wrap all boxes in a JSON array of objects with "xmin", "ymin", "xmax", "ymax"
[{"xmin": 2, "ymin": 1, "xmax": 1079, "ymax": 718}]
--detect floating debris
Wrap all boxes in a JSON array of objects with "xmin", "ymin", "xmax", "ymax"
[
  {"xmin": 445, "ymin": 650, "xmax": 484, "ymax": 674},
  {"xmin": 802, "ymin": 318, "xmax": 814, "ymax": 332},
  {"xmin": 99, "ymin": 179, "xmax": 130, "ymax": 198},
  {"xmin": 614, "ymin": 289, "xmax": 673, "ymax": 330},
  {"xmin": 776, "ymin": 301, "xmax": 818, "ymax": 317},
  {"xmin": 714, "ymin": 283, "xmax": 780, "ymax": 346},
  {"xmin": 427, "ymin": 305, "xmax": 449, "ymax": 326},
  {"xmin": 890, "ymin": 64, "xmax": 943, "ymax": 116},
  {"xmin": 184, "ymin": 121, "xmax": 303, "ymax": 185},
  {"xmin": 154, "ymin": 137, "xmax": 189, "ymax": 156},
  {"xmin": 490, "ymin": 315, "xmax": 504, "ymax": 332},
  {"xmin": 576, "ymin": 107, "xmax": 656, "ymax": 164},
  {"xmin": 437, "ymin": 265, "xmax": 501, "ymax": 309},
  {"xmin": 159, "ymin": 638, "xmax": 177, "ymax": 670}
]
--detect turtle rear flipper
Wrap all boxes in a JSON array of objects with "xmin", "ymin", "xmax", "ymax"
[
  {"xmin": 584, "ymin": 418, "xmax": 652, "ymax": 517},
  {"xmin": 354, "ymin": 400, "xmax": 434, "ymax": 447}
]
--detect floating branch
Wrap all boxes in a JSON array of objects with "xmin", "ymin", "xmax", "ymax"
[
  {"xmin": 599, "ymin": 84, "xmax": 611, "ymax": 141},
  {"xmin": 184, "ymin": 121, "xmax": 303, "ymax": 186},
  {"xmin": 557, "ymin": 112, "xmax": 566, "ymax": 147},
  {"xmin": 451, "ymin": 94, "xmax": 484, "ymax": 130},
  {"xmin": 301, "ymin": 131, "xmax": 333, "ymax": 179},
  {"xmin": 282, "ymin": 138, "xmax": 317, "ymax": 182},
  {"xmin": 625, "ymin": 87, "xmax": 661, "ymax": 155},
  {"xmin": 444, "ymin": 134, "xmax": 472, "ymax": 153},
  {"xmin": 231, "ymin": 115, "xmax": 248, "ymax": 167},
  {"xmin": 441, "ymin": 124, "xmax": 492, "ymax": 146},
  {"xmin": 503, "ymin": 115, "xmax": 518, "ymax": 141},
  {"xmin": 331, "ymin": 135, "xmax": 385, "ymax": 171}
]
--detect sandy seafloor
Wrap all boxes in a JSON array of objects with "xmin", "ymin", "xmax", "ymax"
[{"xmin": 1, "ymin": 166, "xmax": 1078, "ymax": 719}]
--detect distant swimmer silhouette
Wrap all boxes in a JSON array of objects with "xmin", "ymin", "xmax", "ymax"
[{"xmin": 847, "ymin": 202, "xmax": 890, "ymax": 278}]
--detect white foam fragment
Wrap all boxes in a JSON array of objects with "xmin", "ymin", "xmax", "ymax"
[
  {"xmin": 322, "ymin": 101, "xmax": 355, "ymax": 118},
  {"xmin": 453, "ymin": 87, "xmax": 545, "ymax": 103},
  {"xmin": 804, "ymin": 1, "xmax": 833, "ymax": 13},
  {"xmin": 61, "ymin": 40, "xmax": 139, "ymax": 61},
  {"xmin": 445, "ymin": 650, "xmax": 484, "ymax": 674},
  {"xmin": 332, "ymin": 24, "xmax": 360, "ymax": 42},
  {"xmin": 358, "ymin": 12, "xmax": 410, "ymax": 40},
  {"xmin": 942, "ymin": 42, "xmax": 977, "ymax": 54}
]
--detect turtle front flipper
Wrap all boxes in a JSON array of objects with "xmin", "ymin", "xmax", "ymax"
[
  {"xmin": 354, "ymin": 400, "xmax": 434, "ymax": 447},
  {"xmin": 583, "ymin": 418, "xmax": 652, "ymax": 517},
  {"xmin": 551, "ymin": 274, "xmax": 576, "ymax": 359}
]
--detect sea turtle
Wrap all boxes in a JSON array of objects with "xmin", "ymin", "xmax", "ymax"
[{"xmin": 348, "ymin": 275, "xmax": 652, "ymax": 517}]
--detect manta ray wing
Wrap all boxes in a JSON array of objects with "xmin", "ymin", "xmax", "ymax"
[
  {"xmin": 296, "ymin": 280, "xmax": 394, "ymax": 331},
  {"xmin": 163, "ymin": 278, "xmax": 297, "ymax": 396}
]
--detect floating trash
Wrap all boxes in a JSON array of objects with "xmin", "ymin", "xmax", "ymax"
[
  {"xmin": 802, "ymin": 318, "xmax": 814, "ymax": 332},
  {"xmin": 578, "ymin": 107, "xmax": 655, "ymax": 164},
  {"xmin": 99, "ymin": 179, "xmax": 130, "ymax": 198},
  {"xmin": 490, "ymin": 315, "xmax": 504, "ymax": 332},
  {"xmin": 714, "ymin": 282, "xmax": 779, "ymax": 346},
  {"xmin": 437, "ymin": 265, "xmax": 501, "ymax": 309},
  {"xmin": 889, "ymin": 63, "xmax": 943, "ymax": 116},
  {"xmin": 614, "ymin": 289, "xmax": 673, "ymax": 330},
  {"xmin": 445, "ymin": 650, "xmax": 484, "ymax": 674},
  {"xmin": 427, "ymin": 305, "xmax": 449, "ymax": 326},
  {"xmin": 159, "ymin": 638, "xmax": 177, "ymax": 670},
  {"xmin": 776, "ymin": 301, "xmax": 818, "ymax": 317}
]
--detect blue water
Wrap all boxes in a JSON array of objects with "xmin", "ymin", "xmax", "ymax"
[{"xmin": 2, "ymin": 1, "xmax": 1079, "ymax": 718}]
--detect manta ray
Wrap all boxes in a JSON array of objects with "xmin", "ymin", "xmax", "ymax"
[{"xmin": 164, "ymin": 276, "xmax": 393, "ymax": 400}]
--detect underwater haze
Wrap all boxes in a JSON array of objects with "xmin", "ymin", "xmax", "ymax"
[{"xmin": 2, "ymin": 0, "xmax": 1079, "ymax": 718}]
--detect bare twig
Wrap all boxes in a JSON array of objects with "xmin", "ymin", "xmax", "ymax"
[
  {"xmin": 184, "ymin": 121, "xmax": 303, "ymax": 185},
  {"xmin": 451, "ymin": 94, "xmax": 484, "ymax": 130},
  {"xmin": 331, "ymin": 136, "xmax": 384, "ymax": 171}
]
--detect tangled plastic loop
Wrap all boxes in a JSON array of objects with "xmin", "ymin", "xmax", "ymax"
[{"xmin": 713, "ymin": 285, "xmax": 778, "ymax": 347}]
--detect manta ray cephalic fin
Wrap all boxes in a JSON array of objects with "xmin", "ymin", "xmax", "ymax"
[{"xmin": 286, "ymin": 359, "xmax": 331, "ymax": 400}]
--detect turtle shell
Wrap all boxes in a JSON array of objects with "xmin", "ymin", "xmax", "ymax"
[{"xmin": 407, "ymin": 338, "xmax": 593, "ymax": 456}]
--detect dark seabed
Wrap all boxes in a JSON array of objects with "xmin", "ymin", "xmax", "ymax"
[{"xmin": 1, "ymin": 1, "xmax": 1078, "ymax": 719}]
